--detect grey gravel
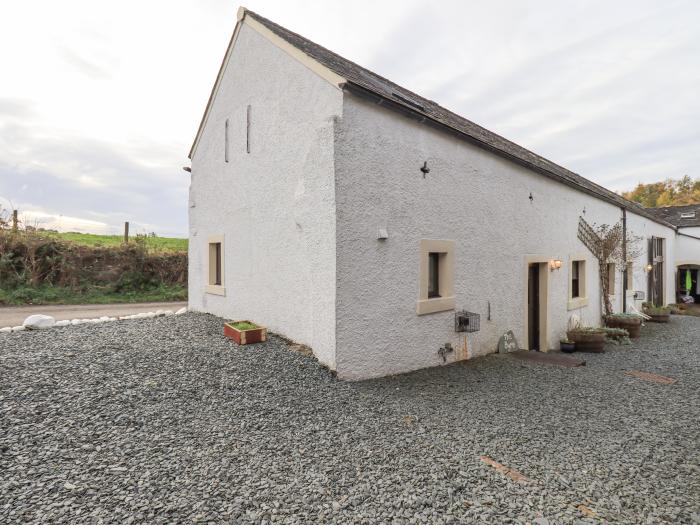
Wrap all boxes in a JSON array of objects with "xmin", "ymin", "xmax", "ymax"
[{"xmin": 1, "ymin": 313, "xmax": 698, "ymax": 524}]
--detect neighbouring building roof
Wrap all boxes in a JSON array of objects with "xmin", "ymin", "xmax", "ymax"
[
  {"xmin": 646, "ymin": 204, "xmax": 700, "ymax": 228},
  {"xmin": 194, "ymin": 8, "xmax": 677, "ymax": 230}
]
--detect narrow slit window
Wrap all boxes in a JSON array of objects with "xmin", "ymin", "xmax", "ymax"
[
  {"xmin": 246, "ymin": 105, "xmax": 251, "ymax": 154},
  {"xmin": 572, "ymin": 261, "xmax": 581, "ymax": 298},
  {"xmin": 626, "ymin": 262, "xmax": 633, "ymax": 289},
  {"xmin": 209, "ymin": 241, "xmax": 222, "ymax": 286},
  {"xmin": 224, "ymin": 119, "xmax": 229, "ymax": 163},
  {"xmin": 428, "ymin": 252, "xmax": 441, "ymax": 298},
  {"xmin": 606, "ymin": 262, "xmax": 615, "ymax": 295},
  {"xmin": 214, "ymin": 243, "xmax": 222, "ymax": 285},
  {"xmin": 206, "ymin": 235, "xmax": 225, "ymax": 295}
]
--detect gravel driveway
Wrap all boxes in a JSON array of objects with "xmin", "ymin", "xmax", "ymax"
[{"xmin": 1, "ymin": 314, "xmax": 698, "ymax": 524}]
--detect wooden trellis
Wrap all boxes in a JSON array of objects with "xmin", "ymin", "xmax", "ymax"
[{"xmin": 577, "ymin": 217, "xmax": 601, "ymax": 258}]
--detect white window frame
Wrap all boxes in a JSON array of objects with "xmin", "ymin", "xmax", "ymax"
[
  {"xmin": 416, "ymin": 239, "xmax": 455, "ymax": 315},
  {"xmin": 206, "ymin": 234, "xmax": 226, "ymax": 296}
]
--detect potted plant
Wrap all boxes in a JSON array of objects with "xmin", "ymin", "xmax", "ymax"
[
  {"xmin": 560, "ymin": 338, "xmax": 576, "ymax": 353},
  {"xmin": 644, "ymin": 305, "xmax": 671, "ymax": 323},
  {"xmin": 566, "ymin": 326, "xmax": 607, "ymax": 353},
  {"xmin": 605, "ymin": 313, "xmax": 642, "ymax": 338},
  {"xmin": 224, "ymin": 320, "xmax": 267, "ymax": 345}
]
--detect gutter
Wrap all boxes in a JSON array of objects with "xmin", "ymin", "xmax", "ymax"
[
  {"xmin": 678, "ymin": 231, "xmax": 700, "ymax": 241},
  {"xmin": 342, "ymin": 81, "xmax": 677, "ymax": 231}
]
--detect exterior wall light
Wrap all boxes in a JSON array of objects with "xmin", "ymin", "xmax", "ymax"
[
  {"xmin": 645, "ymin": 263, "xmax": 654, "ymax": 272},
  {"xmin": 549, "ymin": 259, "xmax": 562, "ymax": 271}
]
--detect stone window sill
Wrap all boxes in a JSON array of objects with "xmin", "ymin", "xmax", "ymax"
[
  {"xmin": 205, "ymin": 285, "xmax": 226, "ymax": 296},
  {"xmin": 416, "ymin": 296, "xmax": 455, "ymax": 315},
  {"xmin": 567, "ymin": 296, "xmax": 588, "ymax": 310}
]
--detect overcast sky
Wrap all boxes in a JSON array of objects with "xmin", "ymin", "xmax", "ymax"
[{"xmin": 1, "ymin": 0, "xmax": 698, "ymax": 237}]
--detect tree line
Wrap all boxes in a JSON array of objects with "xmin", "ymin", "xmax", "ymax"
[{"xmin": 622, "ymin": 176, "xmax": 699, "ymax": 208}]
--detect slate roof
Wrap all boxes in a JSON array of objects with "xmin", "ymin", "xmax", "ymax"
[
  {"xmin": 235, "ymin": 10, "xmax": 677, "ymax": 229},
  {"xmin": 647, "ymin": 204, "xmax": 700, "ymax": 228}
]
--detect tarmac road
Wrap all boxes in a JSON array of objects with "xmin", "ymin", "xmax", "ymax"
[{"xmin": 0, "ymin": 302, "xmax": 188, "ymax": 327}]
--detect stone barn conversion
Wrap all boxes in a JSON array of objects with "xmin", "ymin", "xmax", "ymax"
[{"xmin": 186, "ymin": 7, "xmax": 700, "ymax": 380}]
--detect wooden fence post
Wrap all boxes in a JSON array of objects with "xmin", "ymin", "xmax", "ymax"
[
  {"xmin": 12, "ymin": 210, "xmax": 18, "ymax": 231},
  {"xmin": 124, "ymin": 221, "xmax": 129, "ymax": 243}
]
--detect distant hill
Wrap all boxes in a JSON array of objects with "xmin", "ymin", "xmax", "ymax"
[{"xmin": 623, "ymin": 176, "xmax": 700, "ymax": 208}]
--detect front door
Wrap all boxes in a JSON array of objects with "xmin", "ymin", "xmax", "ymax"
[{"xmin": 528, "ymin": 263, "xmax": 540, "ymax": 351}]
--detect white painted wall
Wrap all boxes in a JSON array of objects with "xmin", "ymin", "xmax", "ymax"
[
  {"xmin": 188, "ymin": 23, "xmax": 343, "ymax": 368},
  {"xmin": 676, "ymin": 229, "xmax": 700, "ymax": 266},
  {"xmin": 333, "ymin": 95, "xmax": 679, "ymax": 380}
]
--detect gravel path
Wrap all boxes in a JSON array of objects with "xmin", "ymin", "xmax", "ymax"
[{"xmin": 1, "ymin": 314, "xmax": 698, "ymax": 524}]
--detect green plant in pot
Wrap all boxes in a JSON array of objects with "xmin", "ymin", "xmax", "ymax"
[
  {"xmin": 566, "ymin": 318, "xmax": 606, "ymax": 353},
  {"xmin": 560, "ymin": 338, "xmax": 576, "ymax": 353},
  {"xmin": 644, "ymin": 305, "xmax": 671, "ymax": 323},
  {"xmin": 605, "ymin": 313, "xmax": 643, "ymax": 338}
]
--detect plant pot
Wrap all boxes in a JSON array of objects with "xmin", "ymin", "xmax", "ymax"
[
  {"xmin": 605, "ymin": 317, "xmax": 642, "ymax": 338},
  {"xmin": 560, "ymin": 342, "xmax": 576, "ymax": 353},
  {"xmin": 647, "ymin": 313, "xmax": 670, "ymax": 323},
  {"xmin": 566, "ymin": 330, "xmax": 606, "ymax": 353},
  {"xmin": 224, "ymin": 321, "xmax": 267, "ymax": 345}
]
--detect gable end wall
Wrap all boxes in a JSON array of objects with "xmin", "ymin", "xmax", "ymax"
[{"xmin": 188, "ymin": 23, "xmax": 343, "ymax": 368}]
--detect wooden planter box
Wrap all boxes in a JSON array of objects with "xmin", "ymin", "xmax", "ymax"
[
  {"xmin": 647, "ymin": 313, "xmax": 670, "ymax": 323},
  {"xmin": 224, "ymin": 321, "xmax": 267, "ymax": 345},
  {"xmin": 605, "ymin": 316, "xmax": 642, "ymax": 338},
  {"xmin": 567, "ymin": 330, "xmax": 606, "ymax": 353}
]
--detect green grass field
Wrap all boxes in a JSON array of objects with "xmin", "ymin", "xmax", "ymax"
[{"xmin": 47, "ymin": 232, "xmax": 188, "ymax": 252}]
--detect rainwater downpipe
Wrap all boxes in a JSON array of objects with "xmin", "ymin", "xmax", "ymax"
[{"xmin": 622, "ymin": 207, "xmax": 627, "ymax": 313}]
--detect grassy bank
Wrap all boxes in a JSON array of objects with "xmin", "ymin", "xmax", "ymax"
[
  {"xmin": 0, "ymin": 228, "xmax": 188, "ymax": 306},
  {"xmin": 46, "ymin": 232, "xmax": 187, "ymax": 252},
  {"xmin": 0, "ymin": 284, "xmax": 187, "ymax": 306}
]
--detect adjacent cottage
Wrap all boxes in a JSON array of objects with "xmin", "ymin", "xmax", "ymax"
[{"xmin": 187, "ymin": 8, "xmax": 700, "ymax": 379}]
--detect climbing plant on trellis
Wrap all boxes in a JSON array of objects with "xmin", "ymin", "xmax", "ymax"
[{"xmin": 577, "ymin": 217, "xmax": 643, "ymax": 317}]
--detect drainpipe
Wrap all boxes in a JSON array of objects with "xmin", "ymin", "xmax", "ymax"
[{"xmin": 622, "ymin": 207, "xmax": 627, "ymax": 313}]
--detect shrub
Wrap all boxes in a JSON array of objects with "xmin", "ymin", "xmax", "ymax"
[{"xmin": 0, "ymin": 228, "xmax": 187, "ymax": 302}]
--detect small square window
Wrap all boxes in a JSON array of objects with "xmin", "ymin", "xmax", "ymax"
[{"xmin": 417, "ymin": 239, "xmax": 455, "ymax": 315}]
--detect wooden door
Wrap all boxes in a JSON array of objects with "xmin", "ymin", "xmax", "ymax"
[{"xmin": 528, "ymin": 264, "xmax": 540, "ymax": 350}]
